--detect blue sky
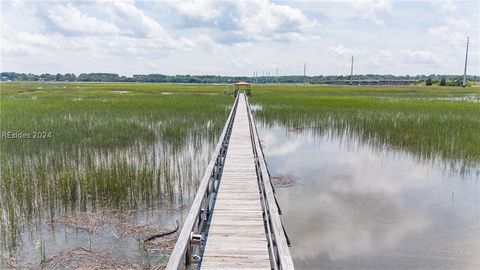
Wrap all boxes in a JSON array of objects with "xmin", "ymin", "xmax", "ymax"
[{"xmin": 1, "ymin": 0, "xmax": 479, "ymax": 76}]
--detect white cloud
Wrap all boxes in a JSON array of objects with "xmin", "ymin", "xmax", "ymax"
[
  {"xmin": 439, "ymin": 0, "xmax": 458, "ymax": 13},
  {"xmin": 353, "ymin": 0, "xmax": 392, "ymax": 25},
  {"xmin": 329, "ymin": 44, "xmax": 440, "ymax": 71},
  {"xmin": 45, "ymin": 1, "xmax": 188, "ymax": 49},
  {"xmin": 317, "ymin": 0, "xmax": 392, "ymax": 26},
  {"xmin": 236, "ymin": 0, "xmax": 316, "ymax": 37},
  {"xmin": 1, "ymin": 0, "xmax": 478, "ymax": 75},
  {"xmin": 11, "ymin": 0, "xmax": 28, "ymax": 10},
  {"xmin": 400, "ymin": 49, "xmax": 438, "ymax": 64},
  {"xmin": 48, "ymin": 4, "xmax": 120, "ymax": 35},
  {"xmin": 167, "ymin": 0, "xmax": 222, "ymax": 22},
  {"xmin": 107, "ymin": 1, "xmax": 172, "ymax": 40},
  {"xmin": 329, "ymin": 44, "xmax": 356, "ymax": 56},
  {"xmin": 428, "ymin": 16, "xmax": 472, "ymax": 48},
  {"xmin": 0, "ymin": 23, "xmax": 64, "ymax": 56},
  {"xmin": 165, "ymin": 0, "xmax": 316, "ymax": 43},
  {"xmin": 445, "ymin": 17, "xmax": 470, "ymax": 29},
  {"xmin": 16, "ymin": 32, "xmax": 50, "ymax": 47},
  {"xmin": 1, "ymin": 37, "xmax": 31, "ymax": 55}
]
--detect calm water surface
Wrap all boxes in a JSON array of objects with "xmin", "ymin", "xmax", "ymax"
[{"xmin": 258, "ymin": 123, "xmax": 479, "ymax": 270}]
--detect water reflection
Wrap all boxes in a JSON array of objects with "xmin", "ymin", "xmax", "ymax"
[{"xmin": 259, "ymin": 123, "xmax": 479, "ymax": 269}]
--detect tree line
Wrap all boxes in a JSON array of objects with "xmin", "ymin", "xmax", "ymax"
[{"xmin": 1, "ymin": 72, "xmax": 478, "ymax": 85}]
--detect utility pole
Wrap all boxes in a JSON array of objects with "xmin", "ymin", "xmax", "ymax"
[
  {"xmin": 303, "ymin": 63, "xmax": 306, "ymax": 84},
  {"xmin": 463, "ymin": 37, "xmax": 469, "ymax": 87},
  {"xmin": 350, "ymin": 55, "xmax": 354, "ymax": 85},
  {"xmin": 276, "ymin": 67, "xmax": 279, "ymax": 84}
]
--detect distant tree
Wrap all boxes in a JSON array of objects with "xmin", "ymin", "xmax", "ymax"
[
  {"xmin": 425, "ymin": 78, "xmax": 432, "ymax": 86},
  {"xmin": 40, "ymin": 73, "xmax": 55, "ymax": 81},
  {"xmin": 440, "ymin": 78, "xmax": 446, "ymax": 86},
  {"xmin": 55, "ymin": 73, "xmax": 64, "ymax": 81},
  {"xmin": 64, "ymin": 73, "xmax": 76, "ymax": 81},
  {"xmin": 25, "ymin": 73, "xmax": 39, "ymax": 81},
  {"xmin": 2, "ymin": 71, "xmax": 480, "ymax": 84}
]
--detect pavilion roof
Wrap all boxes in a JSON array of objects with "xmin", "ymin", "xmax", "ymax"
[{"xmin": 234, "ymin": 81, "xmax": 251, "ymax": 85}]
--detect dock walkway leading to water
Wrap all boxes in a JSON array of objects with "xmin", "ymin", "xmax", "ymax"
[{"xmin": 166, "ymin": 93, "xmax": 293, "ymax": 269}]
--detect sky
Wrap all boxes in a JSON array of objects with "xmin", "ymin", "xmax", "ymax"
[{"xmin": 1, "ymin": 0, "xmax": 479, "ymax": 76}]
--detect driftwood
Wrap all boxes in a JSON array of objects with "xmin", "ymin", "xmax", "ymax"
[
  {"xmin": 40, "ymin": 247, "xmax": 147, "ymax": 270},
  {"xmin": 48, "ymin": 207, "xmax": 185, "ymax": 237},
  {"xmin": 114, "ymin": 220, "xmax": 178, "ymax": 242},
  {"xmin": 144, "ymin": 233, "xmax": 178, "ymax": 252},
  {"xmin": 144, "ymin": 220, "xmax": 179, "ymax": 242},
  {"xmin": 42, "ymin": 210, "xmax": 180, "ymax": 268},
  {"xmin": 48, "ymin": 212, "xmax": 109, "ymax": 234}
]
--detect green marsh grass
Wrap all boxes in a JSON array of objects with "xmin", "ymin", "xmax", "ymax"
[
  {"xmin": 0, "ymin": 82, "xmax": 232, "ymax": 254},
  {"xmin": 250, "ymin": 85, "xmax": 480, "ymax": 175}
]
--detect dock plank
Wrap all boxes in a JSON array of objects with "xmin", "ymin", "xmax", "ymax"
[{"xmin": 200, "ymin": 93, "xmax": 271, "ymax": 269}]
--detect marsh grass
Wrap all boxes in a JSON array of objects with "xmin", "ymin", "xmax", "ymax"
[
  {"xmin": 0, "ymin": 82, "xmax": 231, "ymax": 258},
  {"xmin": 251, "ymin": 85, "xmax": 480, "ymax": 175}
]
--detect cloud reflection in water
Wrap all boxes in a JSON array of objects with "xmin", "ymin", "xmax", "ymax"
[{"xmin": 259, "ymin": 124, "xmax": 479, "ymax": 269}]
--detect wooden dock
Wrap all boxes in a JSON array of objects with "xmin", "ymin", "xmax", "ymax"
[{"xmin": 166, "ymin": 93, "xmax": 293, "ymax": 270}]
